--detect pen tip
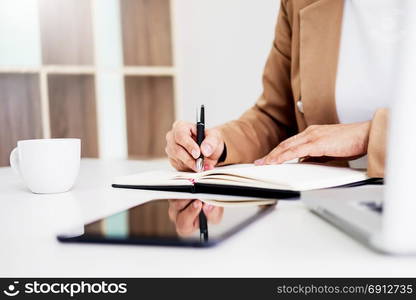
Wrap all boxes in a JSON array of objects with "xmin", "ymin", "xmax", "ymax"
[{"xmin": 196, "ymin": 159, "xmax": 204, "ymax": 172}]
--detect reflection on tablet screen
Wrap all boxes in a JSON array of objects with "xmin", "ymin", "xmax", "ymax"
[{"xmin": 58, "ymin": 199, "xmax": 276, "ymax": 247}]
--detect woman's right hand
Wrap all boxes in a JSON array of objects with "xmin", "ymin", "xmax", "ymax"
[
  {"xmin": 165, "ymin": 121, "xmax": 225, "ymax": 172},
  {"xmin": 168, "ymin": 199, "xmax": 224, "ymax": 237}
]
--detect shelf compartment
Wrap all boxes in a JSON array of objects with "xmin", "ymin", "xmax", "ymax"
[
  {"xmin": 124, "ymin": 75, "xmax": 174, "ymax": 158},
  {"xmin": 47, "ymin": 74, "xmax": 98, "ymax": 157},
  {"xmin": 120, "ymin": 0, "xmax": 173, "ymax": 66},
  {"xmin": 38, "ymin": 0, "xmax": 94, "ymax": 65},
  {"xmin": 0, "ymin": 74, "xmax": 42, "ymax": 166}
]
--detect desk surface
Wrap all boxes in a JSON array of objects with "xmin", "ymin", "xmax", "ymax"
[{"xmin": 1, "ymin": 159, "xmax": 416, "ymax": 277}]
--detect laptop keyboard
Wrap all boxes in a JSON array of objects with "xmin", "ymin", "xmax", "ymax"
[{"xmin": 360, "ymin": 201, "xmax": 383, "ymax": 214}]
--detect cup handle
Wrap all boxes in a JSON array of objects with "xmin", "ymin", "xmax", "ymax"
[{"xmin": 9, "ymin": 147, "xmax": 21, "ymax": 176}]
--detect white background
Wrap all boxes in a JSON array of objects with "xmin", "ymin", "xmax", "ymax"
[{"xmin": 174, "ymin": 0, "xmax": 280, "ymax": 127}]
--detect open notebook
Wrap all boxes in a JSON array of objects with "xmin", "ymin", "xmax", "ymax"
[
  {"xmin": 112, "ymin": 163, "xmax": 370, "ymax": 199},
  {"xmin": 201, "ymin": 198, "xmax": 278, "ymax": 207}
]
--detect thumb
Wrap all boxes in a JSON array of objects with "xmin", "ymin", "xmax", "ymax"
[
  {"xmin": 201, "ymin": 129, "xmax": 222, "ymax": 157},
  {"xmin": 176, "ymin": 200, "xmax": 202, "ymax": 235}
]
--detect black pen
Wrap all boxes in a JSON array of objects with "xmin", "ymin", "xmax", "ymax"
[
  {"xmin": 181, "ymin": 199, "xmax": 208, "ymax": 241},
  {"xmin": 196, "ymin": 106, "xmax": 208, "ymax": 241},
  {"xmin": 199, "ymin": 203, "xmax": 208, "ymax": 242},
  {"xmin": 196, "ymin": 105, "xmax": 205, "ymax": 172}
]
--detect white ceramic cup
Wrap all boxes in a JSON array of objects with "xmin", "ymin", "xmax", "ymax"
[{"xmin": 9, "ymin": 138, "xmax": 81, "ymax": 194}]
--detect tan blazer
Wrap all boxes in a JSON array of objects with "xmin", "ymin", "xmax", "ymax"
[{"xmin": 219, "ymin": 0, "xmax": 387, "ymax": 178}]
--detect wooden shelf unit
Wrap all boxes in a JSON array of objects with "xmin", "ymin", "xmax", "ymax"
[
  {"xmin": 47, "ymin": 74, "xmax": 99, "ymax": 157},
  {"xmin": 124, "ymin": 75, "xmax": 175, "ymax": 157},
  {"xmin": 38, "ymin": 0, "xmax": 94, "ymax": 65},
  {"xmin": 0, "ymin": 73, "xmax": 43, "ymax": 166},
  {"xmin": 120, "ymin": 0, "xmax": 173, "ymax": 66},
  {"xmin": 0, "ymin": 0, "xmax": 177, "ymax": 166}
]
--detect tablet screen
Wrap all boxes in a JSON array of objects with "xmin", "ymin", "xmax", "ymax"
[{"xmin": 57, "ymin": 199, "xmax": 276, "ymax": 247}]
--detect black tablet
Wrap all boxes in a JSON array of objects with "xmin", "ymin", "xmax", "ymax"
[{"xmin": 57, "ymin": 199, "xmax": 276, "ymax": 247}]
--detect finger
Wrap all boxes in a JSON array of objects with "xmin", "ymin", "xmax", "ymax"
[
  {"xmin": 255, "ymin": 146, "xmax": 286, "ymax": 165},
  {"xmin": 174, "ymin": 126, "xmax": 200, "ymax": 159},
  {"xmin": 168, "ymin": 199, "xmax": 180, "ymax": 222},
  {"xmin": 274, "ymin": 143, "xmax": 318, "ymax": 164},
  {"xmin": 168, "ymin": 157, "xmax": 190, "ymax": 172},
  {"xmin": 166, "ymin": 144, "xmax": 197, "ymax": 172},
  {"xmin": 166, "ymin": 147, "xmax": 191, "ymax": 170},
  {"xmin": 173, "ymin": 120, "xmax": 196, "ymax": 134},
  {"xmin": 167, "ymin": 133, "xmax": 188, "ymax": 169},
  {"xmin": 168, "ymin": 199, "xmax": 192, "ymax": 221},
  {"xmin": 175, "ymin": 199, "xmax": 193, "ymax": 211},
  {"xmin": 176, "ymin": 200, "xmax": 203, "ymax": 235},
  {"xmin": 200, "ymin": 129, "xmax": 222, "ymax": 157},
  {"xmin": 168, "ymin": 157, "xmax": 180, "ymax": 170},
  {"xmin": 256, "ymin": 132, "xmax": 310, "ymax": 165},
  {"xmin": 203, "ymin": 204, "xmax": 224, "ymax": 224},
  {"xmin": 168, "ymin": 206, "xmax": 176, "ymax": 222},
  {"xmin": 190, "ymin": 125, "xmax": 197, "ymax": 136},
  {"xmin": 174, "ymin": 158, "xmax": 195, "ymax": 172},
  {"xmin": 202, "ymin": 157, "xmax": 217, "ymax": 171},
  {"xmin": 169, "ymin": 157, "xmax": 196, "ymax": 172},
  {"xmin": 275, "ymin": 131, "xmax": 311, "ymax": 154},
  {"xmin": 171, "ymin": 199, "xmax": 193, "ymax": 212}
]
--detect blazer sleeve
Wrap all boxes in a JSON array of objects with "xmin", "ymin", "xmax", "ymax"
[
  {"xmin": 367, "ymin": 108, "xmax": 389, "ymax": 178},
  {"xmin": 218, "ymin": 0, "xmax": 297, "ymax": 165}
]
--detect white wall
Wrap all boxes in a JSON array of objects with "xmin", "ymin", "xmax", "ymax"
[
  {"xmin": 0, "ymin": 0, "xmax": 41, "ymax": 66},
  {"xmin": 174, "ymin": 0, "xmax": 280, "ymax": 127},
  {"xmin": 92, "ymin": 0, "xmax": 127, "ymax": 159}
]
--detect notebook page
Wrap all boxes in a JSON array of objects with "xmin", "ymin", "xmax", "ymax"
[
  {"xmin": 197, "ymin": 163, "xmax": 368, "ymax": 191},
  {"xmin": 173, "ymin": 164, "xmax": 253, "ymax": 181},
  {"xmin": 202, "ymin": 198, "xmax": 277, "ymax": 207},
  {"xmin": 113, "ymin": 170, "xmax": 193, "ymax": 186},
  {"xmin": 112, "ymin": 165, "xmax": 253, "ymax": 186}
]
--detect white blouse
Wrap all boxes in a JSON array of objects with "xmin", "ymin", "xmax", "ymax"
[{"xmin": 335, "ymin": 0, "xmax": 408, "ymax": 167}]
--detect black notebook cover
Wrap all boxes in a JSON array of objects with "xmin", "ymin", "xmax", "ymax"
[
  {"xmin": 111, "ymin": 183, "xmax": 300, "ymax": 199},
  {"xmin": 111, "ymin": 178, "xmax": 382, "ymax": 200}
]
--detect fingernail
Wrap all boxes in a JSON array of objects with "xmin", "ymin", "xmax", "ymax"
[
  {"xmin": 204, "ymin": 204, "xmax": 214, "ymax": 212},
  {"xmin": 201, "ymin": 144, "xmax": 213, "ymax": 156},
  {"xmin": 203, "ymin": 163, "xmax": 212, "ymax": 171},
  {"xmin": 254, "ymin": 159, "xmax": 264, "ymax": 165},
  {"xmin": 191, "ymin": 149, "xmax": 199, "ymax": 159},
  {"xmin": 193, "ymin": 201, "xmax": 201, "ymax": 208}
]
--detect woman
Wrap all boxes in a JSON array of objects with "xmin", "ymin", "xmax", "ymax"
[{"xmin": 166, "ymin": 0, "xmax": 399, "ymax": 179}]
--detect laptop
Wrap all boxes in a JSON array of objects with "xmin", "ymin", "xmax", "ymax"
[{"xmin": 303, "ymin": 3, "xmax": 416, "ymax": 255}]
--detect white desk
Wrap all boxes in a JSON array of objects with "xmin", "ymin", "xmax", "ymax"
[{"xmin": 1, "ymin": 159, "xmax": 416, "ymax": 277}]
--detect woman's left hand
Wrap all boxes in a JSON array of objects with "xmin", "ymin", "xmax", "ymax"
[{"xmin": 255, "ymin": 121, "xmax": 371, "ymax": 165}]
